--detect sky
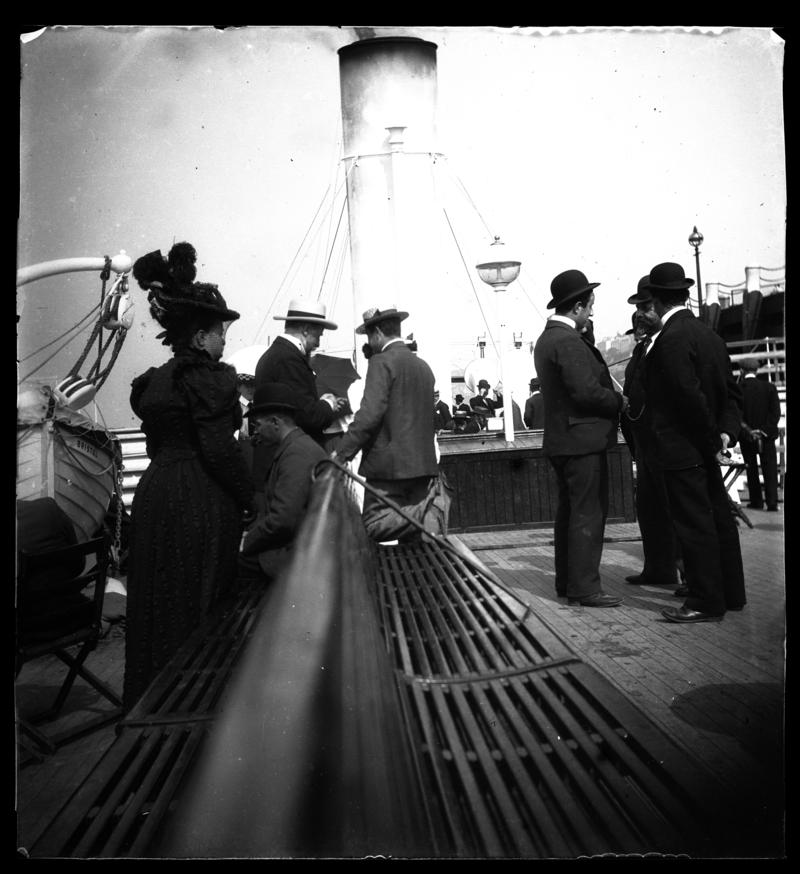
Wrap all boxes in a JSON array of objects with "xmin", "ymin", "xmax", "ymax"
[{"xmin": 17, "ymin": 25, "xmax": 786, "ymax": 428}]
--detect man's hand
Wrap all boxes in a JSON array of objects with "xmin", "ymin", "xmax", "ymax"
[{"xmin": 715, "ymin": 432, "xmax": 732, "ymax": 465}]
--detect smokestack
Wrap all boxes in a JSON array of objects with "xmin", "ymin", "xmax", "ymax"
[{"xmin": 338, "ymin": 36, "xmax": 453, "ymax": 395}]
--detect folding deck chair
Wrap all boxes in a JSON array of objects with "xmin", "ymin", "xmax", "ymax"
[{"xmin": 16, "ymin": 535, "xmax": 123, "ymax": 759}]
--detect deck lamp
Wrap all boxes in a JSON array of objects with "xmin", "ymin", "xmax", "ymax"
[
  {"xmin": 476, "ymin": 236, "xmax": 521, "ymax": 443},
  {"xmin": 688, "ymin": 226, "xmax": 704, "ymax": 309}
]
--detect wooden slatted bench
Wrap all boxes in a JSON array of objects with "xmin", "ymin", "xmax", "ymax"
[
  {"xmin": 371, "ymin": 538, "xmax": 733, "ymax": 857},
  {"xmin": 30, "ymin": 468, "xmax": 748, "ymax": 858},
  {"xmin": 30, "ymin": 579, "xmax": 268, "ymax": 858}
]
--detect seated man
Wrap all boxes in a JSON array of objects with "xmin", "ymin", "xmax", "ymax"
[
  {"xmin": 239, "ymin": 383, "xmax": 328, "ymax": 582},
  {"xmin": 434, "ymin": 389, "xmax": 455, "ymax": 432},
  {"xmin": 452, "ymin": 393, "xmax": 471, "ymax": 417},
  {"xmin": 470, "ymin": 379, "xmax": 497, "ymax": 417}
]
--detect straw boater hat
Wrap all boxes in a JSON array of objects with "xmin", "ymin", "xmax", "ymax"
[
  {"xmin": 355, "ymin": 305, "xmax": 409, "ymax": 335},
  {"xmin": 645, "ymin": 262, "xmax": 695, "ymax": 294},
  {"xmin": 547, "ymin": 269, "xmax": 600, "ymax": 310},
  {"xmin": 627, "ymin": 276, "xmax": 653, "ymax": 305},
  {"xmin": 273, "ymin": 298, "xmax": 338, "ymax": 330},
  {"xmin": 245, "ymin": 383, "xmax": 298, "ymax": 417}
]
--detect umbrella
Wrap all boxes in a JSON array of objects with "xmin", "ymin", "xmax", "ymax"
[
  {"xmin": 312, "ymin": 353, "xmax": 361, "ymax": 398},
  {"xmin": 224, "ymin": 344, "xmax": 268, "ymax": 377}
]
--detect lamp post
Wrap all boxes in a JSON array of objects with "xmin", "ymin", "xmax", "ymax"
[
  {"xmin": 688, "ymin": 226, "xmax": 704, "ymax": 311},
  {"xmin": 477, "ymin": 335, "xmax": 486, "ymax": 358},
  {"xmin": 476, "ymin": 236, "xmax": 521, "ymax": 443}
]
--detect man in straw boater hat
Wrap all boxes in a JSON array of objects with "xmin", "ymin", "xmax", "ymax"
[
  {"xmin": 252, "ymin": 298, "xmax": 349, "ymax": 489},
  {"xmin": 640, "ymin": 262, "xmax": 746, "ymax": 623},
  {"xmin": 620, "ymin": 276, "xmax": 685, "ymax": 592},
  {"xmin": 238, "ymin": 382, "xmax": 328, "ymax": 582},
  {"xmin": 332, "ymin": 305, "xmax": 452, "ymax": 542},
  {"xmin": 533, "ymin": 269, "xmax": 627, "ymax": 608}
]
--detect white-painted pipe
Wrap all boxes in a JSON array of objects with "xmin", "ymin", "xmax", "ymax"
[{"xmin": 16, "ymin": 251, "xmax": 133, "ymax": 287}]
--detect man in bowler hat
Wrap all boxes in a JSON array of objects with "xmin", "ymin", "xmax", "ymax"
[
  {"xmin": 239, "ymin": 383, "xmax": 328, "ymax": 581},
  {"xmin": 523, "ymin": 377, "xmax": 545, "ymax": 429},
  {"xmin": 470, "ymin": 379, "xmax": 497, "ymax": 417},
  {"xmin": 533, "ymin": 269, "xmax": 627, "ymax": 607},
  {"xmin": 739, "ymin": 357, "xmax": 781, "ymax": 511},
  {"xmin": 620, "ymin": 277, "xmax": 684, "ymax": 590},
  {"xmin": 640, "ymin": 262, "xmax": 745, "ymax": 623}
]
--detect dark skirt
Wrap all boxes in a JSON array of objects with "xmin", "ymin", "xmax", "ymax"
[{"xmin": 123, "ymin": 449, "xmax": 242, "ymax": 711}]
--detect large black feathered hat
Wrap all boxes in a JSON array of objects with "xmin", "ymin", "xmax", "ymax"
[{"xmin": 133, "ymin": 242, "xmax": 240, "ymax": 322}]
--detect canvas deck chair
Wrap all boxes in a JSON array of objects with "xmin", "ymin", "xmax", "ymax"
[{"xmin": 16, "ymin": 535, "xmax": 123, "ymax": 758}]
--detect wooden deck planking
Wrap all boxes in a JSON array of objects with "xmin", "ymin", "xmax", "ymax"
[
  {"xmin": 459, "ymin": 511, "xmax": 784, "ymax": 856},
  {"xmin": 16, "ymin": 509, "xmax": 784, "ymax": 858}
]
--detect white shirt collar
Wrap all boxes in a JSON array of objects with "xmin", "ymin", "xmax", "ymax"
[
  {"xmin": 381, "ymin": 337, "xmax": 405, "ymax": 352},
  {"xmin": 548, "ymin": 314, "xmax": 577, "ymax": 329},
  {"xmin": 645, "ymin": 305, "xmax": 686, "ymax": 354},
  {"xmin": 660, "ymin": 305, "xmax": 686, "ymax": 326},
  {"xmin": 744, "ymin": 373, "xmax": 757, "ymax": 379}
]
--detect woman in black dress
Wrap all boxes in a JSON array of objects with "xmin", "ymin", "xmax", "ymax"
[{"xmin": 123, "ymin": 243, "xmax": 255, "ymax": 711}]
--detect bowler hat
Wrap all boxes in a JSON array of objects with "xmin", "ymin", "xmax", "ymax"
[
  {"xmin": 245, "ymin": 382, "xmax": 297, "ymax": 417},
  {"xmin": 646, "ymin": 262, "xmax": 695, "ymax": 293},
  {"xmin": 274, "ymin": 298, "xmax": 338, "ymax": 330},
  {"xmin": 477, "ymin": 379, "xmax": 491, "ymax": 389},
  {"xmin": 627, "ymin": 276, "xmax": 653, "ymax": 305},
  {"xmin": 546, "ymin": 269, "xmax": 600, "ymax": 310},
  {"xmin": 355, "ymin": 305, "xmax": 409, "ymax": 335}
]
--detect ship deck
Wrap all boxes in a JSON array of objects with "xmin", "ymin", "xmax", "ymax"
[{"xmin": 15, "ymin": 507, "xmax": 785, "ymax": 859}]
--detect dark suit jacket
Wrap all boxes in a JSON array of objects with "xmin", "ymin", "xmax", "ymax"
[
  {"xmin": 620, "ymin": 340, "xmax": 649, "ymax": 454},
  {"xmin": 741, "ymin": 376, "xmax": 781, "ymax": 440},
  {"xmin": 434, "ymin": 400, "xmax": 454, "ymax": 431},
  {"xmin": 533, "ymin": 320, "xmax": 621, "ymax": 457},
  {"xmin": 643, "ymin": 309, "xmax": 742, "ymax": 470},
  {"xmin": 523, "ymin": 391, "xmax": 545, "ymax": 429},
  {"xmin": 254, "ymin": 336, "xmax": 337, "ymax": 440},
  {"xmin": 240, "ymin": 427, "xmax": 328, "ymax": 574},
  {"xmin": 336, "ymin": 341, "xmax": 439, "ymax": 480}
]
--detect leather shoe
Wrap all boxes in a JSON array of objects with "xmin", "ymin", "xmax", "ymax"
[
  {"xmin": 662, "ymin": 606, "xmax": 724, "ymax": 623},
  {"xmin": 767, "ymin": 506, "xmax": 778, "ymax": 512},
  {"xmin": 626, "ymin": 573, "xmax": 676, "ymax": 586},
  {"xmin": 568, "ymin": 592, "xmax": 623, "ymax": 608},
  {"xmin": 625, "ymin": 573, "xmax": 647, "ymax": 585},
  {"xmin": 746, "ymin": 503, "xmax": 763, "ymax": 509},
  {"xmin": 673, "ymin": 585, "xmax": 690, "ymax": 597}
]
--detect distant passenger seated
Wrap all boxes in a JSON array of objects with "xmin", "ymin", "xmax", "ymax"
[
  {"xmin": 452, "ymin": 394, "xmax": 471, "ymax": 417},
  {"xmin": 238, "ymin": 383, "xmax": 328, "ymax": 583},
  {"xmin": 470, "ymin": 379, "xmax": 497, "ymax": 417},
  {"xmin": 434, "ymin": 390, "xmax": 455, "ymax": 432}
]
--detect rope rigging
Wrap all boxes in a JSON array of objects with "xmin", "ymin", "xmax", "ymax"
[{"xmin": 18, "ymin": 264, "xmax": 131, "ymax": 388}]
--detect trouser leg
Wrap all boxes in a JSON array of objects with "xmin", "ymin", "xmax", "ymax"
[
  {"xmin": 550, "ymin": 453, "xmax": 608, "ymax": 600},
  {"xmin": 661, "ymin": 465, "xmax": 726, "ymax": 614}
]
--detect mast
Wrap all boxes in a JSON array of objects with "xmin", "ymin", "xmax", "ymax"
[{"xmin": 338, "ymin": 36, "xmax": 453, "ymax": 396}]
